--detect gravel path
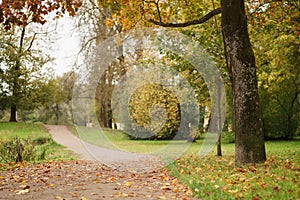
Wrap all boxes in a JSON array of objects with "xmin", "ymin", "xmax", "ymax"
[
  {"xmin": 45, "ymin": 125, "xmax": 95, "ymax": 160},
  {"xmin": 44, "ymin": 125, "xmax": 163, "ymax": 173}
]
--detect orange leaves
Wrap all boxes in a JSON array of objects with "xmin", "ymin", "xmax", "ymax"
[
  {"xmin": 0, "ymin": 0, "xmax": 82, "ymax": 29},
  {"xmin": 104, "ymin": 18, "xmax": 114, "ymax": 27},
  {"xmin": 97, "ymin": 0, "xmax": 144, "ymax": 31}
]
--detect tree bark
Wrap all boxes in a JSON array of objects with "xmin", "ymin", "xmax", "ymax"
[
  {"xmin": 9, "ymin": 27, "xmax": 25, "ymax": 122},
  {"xmin": 9, "ymin": 105, "xmax": 17, "ymax": 122},
  {"xmin": 221, "ymin": 0, "xmax": 266, "ymax": 164}
]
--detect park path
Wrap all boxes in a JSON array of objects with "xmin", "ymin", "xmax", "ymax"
[
  {"xmin": 44, "ymin": 125, "xmax": 95, "ymax": 160},
  {"xmin": 44, "ymin": 125, "xmax": 163, "ymax": 173}
]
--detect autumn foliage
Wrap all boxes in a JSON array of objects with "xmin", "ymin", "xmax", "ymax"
[{"xmin": 0, "ymin": 0, "xmax": 82, "ymax": 29}]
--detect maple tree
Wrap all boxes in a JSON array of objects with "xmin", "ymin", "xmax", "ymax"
[
  {"xmin": 0, "ymin": 0, "xmax": 81, "ymax": 122},
  {"xmin": 96, "ymin": 0, "xmax": 267, "ymax": 164},
  {"xmin": 0, "ymin": 0, "xmax": 81, "ymax": 30}
]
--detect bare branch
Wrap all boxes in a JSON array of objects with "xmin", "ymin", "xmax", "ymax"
[
  {"xmin": 26, "ymin": 28, "xmax": 56, "ymax": 52},
  {"xmin": 148, "ymin": 8, "xmax": 221, "ymax": 28},
  {"xmin": 26, "ymin": 33, "xmax": 37, "ymax": 51},
  {"xmin": 19, "ymin": 27, "xmax": 26, "ymax": 53},
  {"xmin": 155, "ymin": 0, "xmax": 162, "ymax": 22}
]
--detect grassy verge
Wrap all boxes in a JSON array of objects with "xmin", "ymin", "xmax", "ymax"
[
  {"xmin": 0, "ymin": 122, "xmax": 77, "ymax": 168},
  {"xmin": 167, "ymin": 140, "xmax": 300, "ymax": 200}
]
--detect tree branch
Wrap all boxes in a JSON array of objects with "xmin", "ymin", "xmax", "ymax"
[
  {"xmin": 148, "ymin": 8, "xmax": 221, "ymax": 28},
  {"xmin": 27, "ymin": 33, "xmax": 37, "ymax": 51},
  {"xmin": 19, "ymin": 27, "xmax": 26, "ymax": 53}
]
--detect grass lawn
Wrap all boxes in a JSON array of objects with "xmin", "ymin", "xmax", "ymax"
[
  {"xmin": 74, "ymin": 126, "xmax": 208, "ymax": 154},
  {"xmin": 74, "ymin": 126, "xmax": 300, "ymax": 199},
  {"xmin": 0, "ymin": 122, "xmax": 48, "ymax": 140},
  {"xmin": 168, "ymin": 140, "xmax": 299, "ymax": 200},
  {"xmin": 0, "ymin": 122, "xmax": 76, "ymax": 165}
]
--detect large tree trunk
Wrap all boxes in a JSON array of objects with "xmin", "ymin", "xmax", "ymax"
[{"xmin": 221, "ymin": 0, "xmax": 266, "ymax": 164}]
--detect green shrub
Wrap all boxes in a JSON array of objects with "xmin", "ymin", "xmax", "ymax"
[
  {"xmin": 33, "ymin": 136, "xmax": 49, "ymax": 145},
  {"xmin": 0, "ymin": 136, "xmax": 47, "ymax": 163},
  {"xmin": 222, "ymin": 132, "xmax": 235, "ymax": 143}
]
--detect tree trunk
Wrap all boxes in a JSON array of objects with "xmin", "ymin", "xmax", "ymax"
[
  {"xmin": 54, "ymin": 103, "xmax": 60, "ymax": 125},
  {"xmin": 9, "ymin": 105, "xmax": 17, "ymax": 122},
  {"xmin": 9, "ymin": 27, "xmax": 25, "ymax": 123},
  {"xmin": 217, "ymin": 134, "xmax": 222, "ymax": 156},
  {"xmin": 221, "ymin": 0, "xmax": 266, "ymax": 164}
]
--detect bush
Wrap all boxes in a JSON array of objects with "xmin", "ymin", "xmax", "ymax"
[
  {"xmin": 0, "ymin": 136, "xmax": 47, "ymax": 163},
  {"xmin": 222, "ymin": 132, "xmax": 235, "ymax": 143}
]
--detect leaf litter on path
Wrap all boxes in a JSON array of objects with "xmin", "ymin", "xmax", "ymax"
[{"xmin": 0, "ymin": 160, "xmax": 196, "ymax": 200}]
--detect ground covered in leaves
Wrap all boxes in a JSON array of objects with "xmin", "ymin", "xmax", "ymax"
[
  {"xmin": 0, "ymin": 160, "xmax": 196, "ymax": 200},
  {"xmin": 169, "ymin": 153, "xmax": 300, "ymax": 200}
]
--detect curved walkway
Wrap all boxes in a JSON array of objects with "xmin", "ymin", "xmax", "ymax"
[
  {"xmin": 45, "ymin": 125, "xmax": 94, "ymax": 160},
  {"xmin": 45, "ymin": 125, "xmax": 162, "ymax": 173}
]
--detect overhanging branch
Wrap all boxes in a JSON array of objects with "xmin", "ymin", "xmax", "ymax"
[{"xmin": 148, "ymin": 8, "xmax": 221, "ymax": 28}]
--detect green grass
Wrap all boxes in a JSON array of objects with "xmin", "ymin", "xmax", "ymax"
[
  {"xmin": 73, "ymin": 126, "xmax": 235, "ymax": 155},
  {"xmin": 74, "ymin": 126, "xmax": 174, "ymax": 153},
  {"xmin": 0, "ymin": 122, "xmax": 48, "ymax": 139},
  {"xmin": 167, "ymin": 140, "xmax": 300, "ymax": 200},
  {"xmin": 0, "ymin": 122, "xmax": 77, "ymax": 165}
]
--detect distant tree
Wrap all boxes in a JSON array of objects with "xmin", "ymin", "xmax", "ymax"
[
  {"xmin": 37, "ymin": 72, "xmax": 76, "ymax": 124},
  {"xmin": 0, "ymin": 25, "xmax": 54, "ymax": 121},
  {"xmin": 0, "ymin": 0, "xmax": 81, "ymax": 122}
]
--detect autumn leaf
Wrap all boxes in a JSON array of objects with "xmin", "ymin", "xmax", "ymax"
[
  {"xmin": 124, "ymin": 181, "xmax": 132, "ymax": 187},
  {"xmin": 160, "ymin": 185, "xmax": 172, "ymax": 190},
  {"xmin": 227, "ymin": 189, "xmax": 238, "ymax": 194},
  {"xmin": 16, "ymin": 188, "xmax": 30, "ymax": 195}
]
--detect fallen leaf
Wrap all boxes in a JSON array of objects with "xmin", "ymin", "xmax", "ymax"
[
  {"xmin": 128, "ymin": 192, "xmax": 136, "ymax": 197},
  {"xmin": 228, "ymin": 189, "xmax": 238, "ymax": 194},
  {"xmin": 20, "ymin": 185, "xmax": 30, "ymax": 190},
  {"xmin": 116, "ymin": 191, "xmax": 121, "ymax": 197},
  {"xmin": 16, "ymin": 189, "xmax": 30, "ymax": 195},
  {"xmin": 93, "ymin": 179, "xmax": 100, "ymax": 183},
  {"xmin": 108, "ymin": 177, "xmax": 116, "ymax": 181},
  {"xmin": 157, "ymin": 196, "xmax": 167, "ymax": 200},
  {"xmin": 161, "ymin": 186, "xmax": 171, "ymax": 190},
  {"xmin": 273, "ymin": 186, "xmax": 279, "ymax": 192},
  {"xmin": 124, "ymin": 181, "xmax": 131, "ymax": 187}
]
